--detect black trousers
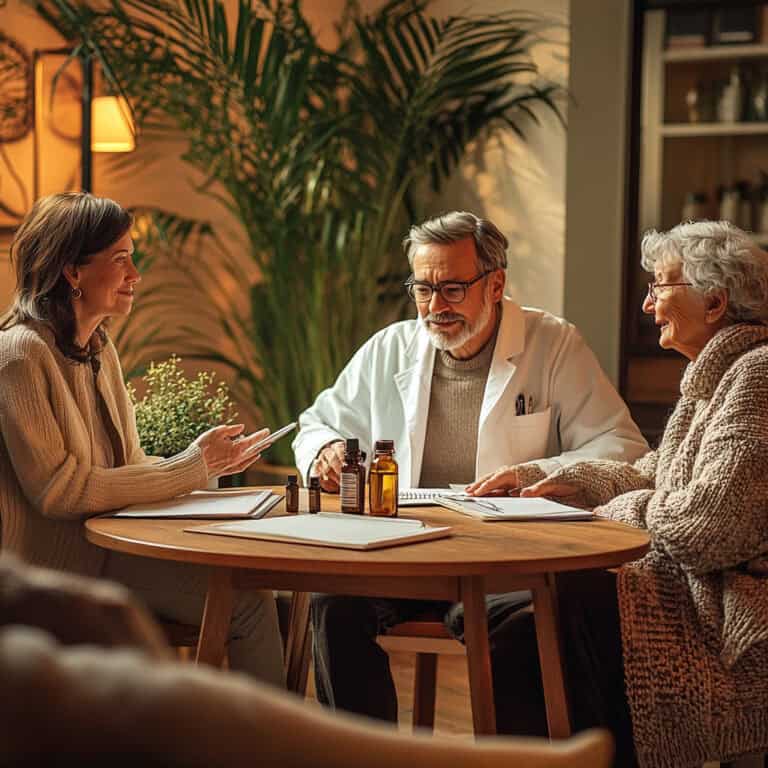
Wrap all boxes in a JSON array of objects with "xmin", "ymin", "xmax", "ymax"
[{"xmin": 311, "ymin": 569, "xmax": 635, "ymax": 765}]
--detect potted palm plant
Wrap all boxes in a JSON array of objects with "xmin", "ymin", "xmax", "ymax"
[{"xmin": 34, "ymin": 0, "xmax": 563, "ymax": 466}]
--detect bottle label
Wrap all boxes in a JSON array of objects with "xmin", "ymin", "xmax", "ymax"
[{"xmin": 340, "ymin": 472, "xmax": 360, "ymax": 511}]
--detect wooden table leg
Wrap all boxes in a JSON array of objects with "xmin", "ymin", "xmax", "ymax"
[
  {"xmin": 460, "ymin": 575, "xmax": 496, "ymax": 736},
  {"xmin": 285, "ymin": 591, "xmax": 311, "ymax": 694},
  {"xmin": 532, "ymin": 573, "xmax": 571, "ymax": 738},
  {"xmin": 196, "ymin": 567, "xmax": 234, "ymax": 667}
]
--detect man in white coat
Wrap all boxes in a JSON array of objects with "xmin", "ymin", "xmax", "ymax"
[{"xmin": 293, "ymin": 211, "xmax": 647, "ymax": 732}]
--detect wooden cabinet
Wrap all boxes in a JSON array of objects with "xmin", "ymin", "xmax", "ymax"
[{"xmin": 622, "ymin": 1, "xmax": 768, "ymax": 442}]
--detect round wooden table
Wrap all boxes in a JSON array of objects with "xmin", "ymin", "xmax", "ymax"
[{"xmin": 86, "ymin": 488, "xmax": 649, "ymax": 739}]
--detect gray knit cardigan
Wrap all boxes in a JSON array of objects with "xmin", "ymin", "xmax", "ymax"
[{"xmin": 544, "ymin": 324, "xmax": 768, "ymax": 768}]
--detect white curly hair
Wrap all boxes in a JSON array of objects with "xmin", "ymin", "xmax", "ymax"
[{"xmin": 641, "ymin": 220, "xmax": 768, "ymax": 324}]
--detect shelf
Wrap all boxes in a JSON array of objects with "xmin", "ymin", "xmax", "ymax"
[
  {"xmin": 660, "ymin": 122, "xmax": 768, "ymax": 137},
  {"xmin": 663, "ymin": 44, "xmax": 768, "ymax": 63}
]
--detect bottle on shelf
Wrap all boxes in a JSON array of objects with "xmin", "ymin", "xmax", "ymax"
[
  {"xmin": 737, "ymin": 180, "xmax": 754, "ymax": 231},
  {"xmin": 285, "ymin": 474, "xmax": 299, "ymax": 514},
  {"xmin": 717, "ymin": 66, "xmax": 744, "ymax": 123},
  {"xmin": 369, "ymin": 440, "xmax": 399, "ymax": 518},
  {"xmin": 757, "ymin": 172, "xmax": 768, "ymax": 234},
  {"xmin": 682, "ymin": 191, "xmax": 708, "ymax": 222},
  {"xmin": 718, "ymin": 183, "xmax": 739, "ymax": 223},
  {"xmin": 340, "ymin": 438, "xmax": 366, "ymax": 514}
]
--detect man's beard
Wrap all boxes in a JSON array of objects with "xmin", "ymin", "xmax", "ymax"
[{"xmin": 420, "ymin": 293, "xmax": 494, "ymax": 353}]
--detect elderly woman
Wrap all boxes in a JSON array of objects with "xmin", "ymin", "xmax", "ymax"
[
  {"xmin": 471, "ymin": 220, "xmax": 768, "ymax": 767},
  {"xmin": 0, "ymin": 192, "xmax": 284, "ymax": 685}
]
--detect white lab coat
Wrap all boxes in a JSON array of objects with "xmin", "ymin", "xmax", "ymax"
[{"xmin": 293, "ymin": 298, "xmax": 648, "ymax": 486}]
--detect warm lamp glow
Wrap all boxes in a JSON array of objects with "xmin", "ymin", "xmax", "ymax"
[{"xmin": 91, "ymin": 96, "xmax": 135, "ymax": 152}]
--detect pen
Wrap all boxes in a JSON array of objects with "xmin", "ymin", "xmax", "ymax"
[{"xmin": 515, "ymin": 393, "xmax": 526, "ymax": 416}]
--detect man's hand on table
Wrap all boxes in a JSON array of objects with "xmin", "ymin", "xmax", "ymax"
[{"xmin": 311, "ymin": 440, "xmax": 346, "ymax": 492}]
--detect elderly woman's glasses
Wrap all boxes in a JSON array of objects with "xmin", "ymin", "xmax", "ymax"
[
  {"xmin": 647, "ymin": 281, "xmax": 693, "ymax": 302},
  {"xmin": 405, "ymin": 271, "xmax": 492, "ymax": 304}
]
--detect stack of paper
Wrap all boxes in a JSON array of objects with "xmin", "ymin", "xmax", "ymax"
[
  {"xmin": 106, "ymin": 489, "xmax": 283, "ymax": 519},
  {"xmin": 435, "ymin": 495, "xmax": 593, "ymax": 522},
  {"xmin": 187, "ymin": 513, "xmax": 452, "ymax": 550}
]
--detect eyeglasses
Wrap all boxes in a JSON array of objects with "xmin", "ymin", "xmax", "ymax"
[
  {"xmin": 647, "ymin": 281, "xmax": 693, "ymax": 302},
  {"xmin": 405, "ymin": 271, "xmax": 492, "ymax": 304}
]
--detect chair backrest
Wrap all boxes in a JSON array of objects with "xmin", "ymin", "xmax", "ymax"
[{"xmin": 0, "ymin": 623, "xmax": 613, "ymax": 768}]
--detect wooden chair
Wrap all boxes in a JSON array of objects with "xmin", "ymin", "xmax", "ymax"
[
  {"xmin": 377, "ymin": 615, "xmax": 466, "ymax": 731},
  {"xmin": 286, "ymin": 592, "xmax": 491, "ymax": 730}
]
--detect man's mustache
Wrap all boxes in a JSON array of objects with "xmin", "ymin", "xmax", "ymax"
[{"xmin": 423, "ymin": 312, "xmax": 465, "ymax": 324}]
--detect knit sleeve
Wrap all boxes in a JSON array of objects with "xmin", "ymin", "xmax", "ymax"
[
  {"xmin": 644, "ymin": 359, "xmax": 768, "ymax": 575},
  {"xmin": 0, "ymin": 351, "xmax": 207, "ymax": 520},
  {"xmin": 532, "ymin": 450, "xmax": 657, "ymax": 508}
]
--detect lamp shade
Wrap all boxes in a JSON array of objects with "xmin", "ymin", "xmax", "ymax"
[{"xmin": 91, "ymin": 96, "xmax": 135, "ymax": 152}]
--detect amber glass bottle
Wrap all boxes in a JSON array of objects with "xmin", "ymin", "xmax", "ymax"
[
  {"xmin": 308, "ymin": 476, "xmax": 321, "ymax": 514},
  {"xmin": 285, "ymin": 474, "xmax": 299, "ymax": 514},
  {"xmin": 340, "ymin": 438, "xmax": 365, "ymax": 514},
  {"xmin": 369, "ymin": 440, "xmax": 398, "ymax": 517}
]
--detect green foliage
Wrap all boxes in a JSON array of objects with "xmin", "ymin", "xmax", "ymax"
[
  {"xmin": 128, "ymin": 355, "xmax": 237, "ymax": 457},
  {"xmin": 33, "ymin": 0, "xmax": 563, "ymax": 464}
]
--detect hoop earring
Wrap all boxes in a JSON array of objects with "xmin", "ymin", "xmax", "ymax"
[{"xmin": 71, "ymin": 287, "xmax": 82, "ymax": 300}]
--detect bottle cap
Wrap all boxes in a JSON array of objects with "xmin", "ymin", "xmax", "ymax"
[
  {"xmin": 309, "ymin": 476, "xmax": 320, "ymax": 489},
  {"xmin": 287, "ymin": 474, "xmax": 298, "ymax": 484},
  {"xmin": 374, "ymin": 440, "xmax": 394, "ymax": 452},
  {"xmin": 345, "ymin": 438, "xmax": 359, "ymax": 453}
]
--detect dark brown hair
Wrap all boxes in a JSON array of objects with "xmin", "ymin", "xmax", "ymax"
[{"xmin": 0, "ymin": 192, "xmax": 133, "ymax": 361}]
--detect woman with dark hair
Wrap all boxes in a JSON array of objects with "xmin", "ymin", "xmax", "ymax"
[{"xmin": 0, "ymin": 192, "xmax": 284, "ymax": 685}]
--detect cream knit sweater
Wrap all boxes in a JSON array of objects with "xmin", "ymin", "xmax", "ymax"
[
  {"xmin": 0, "ymin": 322, "xmax": 208, "ymax": 577},
  {"xmin": 544, "ymin": 324, "xmax": 768, "ymax": 768}
]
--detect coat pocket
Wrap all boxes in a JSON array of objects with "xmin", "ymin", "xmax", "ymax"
[{"xmin": 506, "ymin": 407, "xmax": 552, "ymax": 464}]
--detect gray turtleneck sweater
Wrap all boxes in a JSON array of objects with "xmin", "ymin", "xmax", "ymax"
[{"xmin": 418, "ymin": 321, "xmax": 499, "ymax": 488}]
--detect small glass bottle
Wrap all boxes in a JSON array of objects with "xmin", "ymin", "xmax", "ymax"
[
  {"xmin": 308, "ymin": 476, "xmax": 321, "ymax": 514},
  {"xmin": 285, "ymin": 474, "xmax": 299, "ymax": 514},
  {"xmin": 369, "ymin": 440, "xmax": 399, "ymax": 517},
  {"xmin": 340, "ymin": 438, "xmax": 365, "ymax": 514}
]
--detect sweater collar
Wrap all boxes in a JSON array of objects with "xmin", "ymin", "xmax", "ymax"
[{"xmin": 681, "ymin": 323, "xmax": 768, "ymax": 399}]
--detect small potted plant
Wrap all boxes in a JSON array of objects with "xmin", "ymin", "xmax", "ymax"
[{"xmin": 128, "ymin": 355, "xmax": 240, "ymax": 486}]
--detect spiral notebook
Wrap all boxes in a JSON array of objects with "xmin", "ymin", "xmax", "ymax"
[
  {"xmin": 398, "ymin": 488, "xmax": 464, "ymax": 507},
  {"xmin": 434, "ymin": 495, "xmax": 593, "ymax": 522}
]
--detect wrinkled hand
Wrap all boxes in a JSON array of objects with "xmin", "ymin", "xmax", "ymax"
[
  {"xmin": 0, "ymin": 554, "xmax": 170, "ymax": 658},
  {"xmin": 311, "ymin": 440, "xmax": 345, "ymax": 492},
  {"xmin": 193, "ymin": 424, "xmax": 270, "ymax": 480},
  {"xmin": 466, "ymin": 466, "xmax": 520, "ymax": 496},
  {"xmin": 519, "ymin": 478, "xmax": 581, "ymax": 500}
]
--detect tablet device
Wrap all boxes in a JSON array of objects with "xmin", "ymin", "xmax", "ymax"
[{"xmin": 244, "ymin": 422, "xmax": 297, "ymax": 456}]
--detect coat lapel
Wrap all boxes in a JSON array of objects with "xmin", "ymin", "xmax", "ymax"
[
  {"xmin": 394, "ymin": 324, "xmax": 435, "ymax": 488},
  {"xmin": 478, "ymin": 298, "xmax": 525, "ymax": 432}
]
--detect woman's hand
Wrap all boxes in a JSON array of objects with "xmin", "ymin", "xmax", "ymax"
[
  {"xmin": 466, "ymin": 466, "xmax": 520, "ymax": 496},
  {"xmin": 520, "ymin": 478, "xmax": 581, "ymax": 500},
  {"xmin": 192, "ymin": 424, "xmax": 270, "ymax": 480}
]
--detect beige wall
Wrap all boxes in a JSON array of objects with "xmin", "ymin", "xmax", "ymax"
[
  {"xmin": 0, "ymin": 0, "xmax": 587, "ymax": 396},
  {"xmin": 426, "ymin": 0, "xmax": 569, "ymax": 317},
  {"xmin": 564, "ymin": 0, "xmax": 633, "ymax": 382}
]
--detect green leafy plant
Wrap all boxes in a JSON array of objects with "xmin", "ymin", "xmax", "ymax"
[
  {"xmin": 35, "ymin": 0, "xmax": 564, "ymax": 464},
  {"xmin": 128, "ymin": 355, "xmax": 237, "ymax": 457}
]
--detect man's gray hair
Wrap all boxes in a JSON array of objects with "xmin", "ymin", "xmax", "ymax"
[
  {"xmin": 641, "ymin": 220, "xmax": 768, "ymax": 324},
  {"xmin": 403, "ymin": 211, "xmax": 508, "ymax": 271}
]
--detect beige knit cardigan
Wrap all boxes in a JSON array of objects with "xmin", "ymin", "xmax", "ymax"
[
  {"xmin": 545, "ymin": 324, "xmax": 768, "ymax": 768},
  {"xmin": 0, "ymin": 322, "xmax": 208, "ymax": 577}
]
